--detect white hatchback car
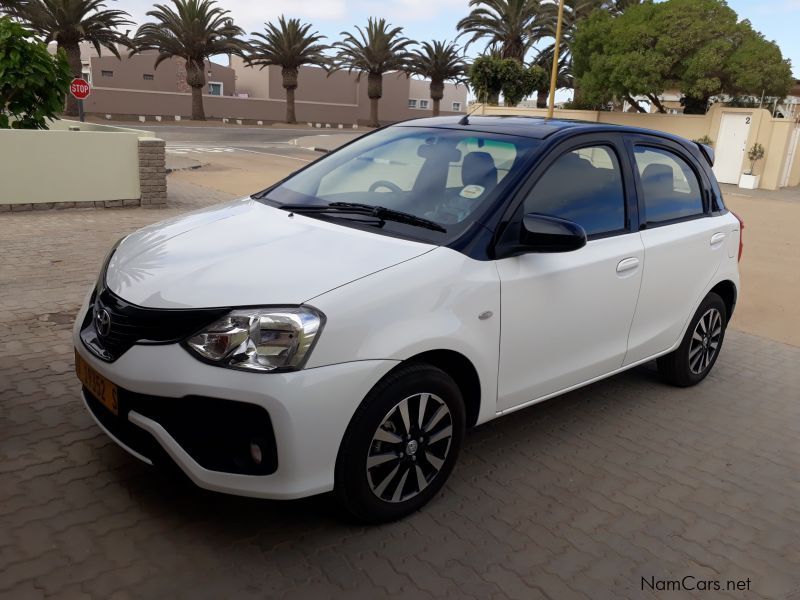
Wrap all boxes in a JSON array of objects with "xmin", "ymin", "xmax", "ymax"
[{"xmin": 75, "ymin": 117, "xmax": 742, "ymax": 522}]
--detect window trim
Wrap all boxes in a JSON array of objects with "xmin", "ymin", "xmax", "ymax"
[
  {"xmin": 408, "ymin": 99, "xmax": 418, "ymax": 109},
  {"xmin": 418, "ymin": 99, "xmax": 430, "ymax": 109},
  {"xmin": 100, "ymin": 70, "xmax": 114, "ymax": 78},
  {"xmin": 452, "ymin": 102, "xmax": 462, "ymax": 111},
  {"xmin": 143, "ymin": 73, "xmax": 155, "ymax": 81},
  {"xmin": 207, "ymin": 81, "xmax": 224, "ymax": 96},
  {"xmin": 495, "ymin": 133, "xmax": 635, "ymax": 250},
  {"xmin": 625, "ymin": 136, "xmax": 712, "ymax": 230}
]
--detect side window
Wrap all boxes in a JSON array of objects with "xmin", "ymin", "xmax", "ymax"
[
  {"xmin": 633, "ymin": 146, "xmax": 704, "ymax": 224},
  {"xmin": 524, "ymin": 146, "xmax": 626, "ymax": 236}
]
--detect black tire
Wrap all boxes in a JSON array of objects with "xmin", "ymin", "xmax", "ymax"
[
  {"xmin": 657, "ymin": 292, "xmax": 727, "ymax": 387},
  {"xmin": 335, "ymin": 363, "xmax": 466, "ymax": 523}
]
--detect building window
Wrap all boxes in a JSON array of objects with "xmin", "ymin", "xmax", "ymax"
[
  {"xmin": 143, "ymin": 73, "xmax": 154, "ymax": 81},
  {"xmin": 419, "ymin": 99, "xmax": 429, "ymax": 109},
  {"xmin": 101, "ymin": 70, "xmax": 113, "ymax": 78},
  {"xmin": 208, "ymin": 82, "xmax": 223, "ymax": 96},
  {"xmin": 452, "ymin": 102, "xmax": 461, "ymax": 111},
  {"xmin": 408, "ymin": 99, "xmax": 417, "ymax": 108},
  {"xmin": 81, "ymin": 71, "xmax": 92, "ymax": 84}
]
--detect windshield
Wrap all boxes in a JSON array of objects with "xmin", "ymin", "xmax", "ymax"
[{"xmin": 257, "ymin": 126, "xmax": 540, "ymax": 242}]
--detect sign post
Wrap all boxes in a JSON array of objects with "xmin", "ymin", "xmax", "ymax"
[{"xmin": 69, "ymin": 78, "xmax": 91, "ymax": 122}]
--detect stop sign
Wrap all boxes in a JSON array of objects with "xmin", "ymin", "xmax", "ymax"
[{"xmin": 70, "ymin": 78, "xmax": 91, "ymax": 100}]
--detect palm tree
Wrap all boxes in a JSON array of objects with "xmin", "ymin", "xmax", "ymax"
[
  {"xmin": 332, "ymin": 17, "xmax": 415, "ymax": 127},
  {"xmin": 531, "ymin": 46, "xmax": 572, "ymax": 108},
  {"xmin": 409, "ymin": 41, "xmax": 467, "ymax": 116},
  {"xmin": 130, "ymin": 0, "xmax": 247, "ymax": 121},
  {"xmin": 247, "ymin": 16, "xmax": 328, "ymax": 124},
  {"xmin": 0, "ymin": 0, "xmax": 132, "ymax": 116},
  {"xmin": 456, "ymin": 0, "xmax": 546, "ymax": 63}
]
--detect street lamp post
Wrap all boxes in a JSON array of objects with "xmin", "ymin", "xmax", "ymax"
[{"xmin": 546, "ymin": 0, "xmax": 566, "ymax": 119}]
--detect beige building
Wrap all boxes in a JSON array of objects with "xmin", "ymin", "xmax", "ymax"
[
  {"xmin": 640, "ymin": 81, "xmax": 800, "ymax": 117},
  {"xmin": 58, "ymin": 43, "xmax": 467, "ymax": 125},
  {"xmin": 230, "ymin": 56, "xmax": 467, "ymax": 123}
]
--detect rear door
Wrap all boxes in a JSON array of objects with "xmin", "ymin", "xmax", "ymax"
[{"xmin": 623, "ymin": 136, "xmax": 729, "ymax": 365}]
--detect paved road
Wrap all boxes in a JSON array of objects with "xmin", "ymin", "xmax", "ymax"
[
  {"xmin": 2, "ymin": 180, "xmax": 800, "ymax": 599},
  {"xmin": 144, "ymin": 124, "xmax": 361, "ymax": 160}
]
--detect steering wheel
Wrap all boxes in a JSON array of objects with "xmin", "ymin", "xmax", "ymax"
[{"xmin": 368, "ymin": 180, "xmax": 403, "ymax": 193}]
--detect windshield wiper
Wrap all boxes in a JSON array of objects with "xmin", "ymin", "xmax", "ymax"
[{"xmin": 278, "ymin": 202, "xmax": 446, "ymax": 233}]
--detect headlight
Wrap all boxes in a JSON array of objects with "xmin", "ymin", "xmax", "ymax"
[{"xmin": 184, "ymin": 307, "xmax": 325, "ymax": 372}]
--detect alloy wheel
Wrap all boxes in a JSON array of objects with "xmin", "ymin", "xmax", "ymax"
[
  {"xmin": 688, "ymin": 308, "xmax": 723, "ymax": 375},
  {"xmin": 366, "ymin": 392, "xmax": 453, "ymax": 503}
]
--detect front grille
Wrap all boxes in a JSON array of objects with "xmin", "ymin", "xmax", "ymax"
[
  {"xmin": 85, "ymin": 386, "xmax": 279, "ymax": 476},
  {"xmin": 80, "ymin": 287, "xmax": 229, "ymax": 362}
]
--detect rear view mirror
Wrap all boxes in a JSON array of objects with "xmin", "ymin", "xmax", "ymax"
[
  {"xmin": 417, "ymin": 143, "xmax": 462, "ymax": 162},
  {"xmin": 520, "ymin": 213, "xmax": 587, "ymax": 253}
]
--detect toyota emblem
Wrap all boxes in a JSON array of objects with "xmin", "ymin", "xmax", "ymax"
[{"xmin": 94, "ymin": 305, "xmax": 112, "ymax": 337}]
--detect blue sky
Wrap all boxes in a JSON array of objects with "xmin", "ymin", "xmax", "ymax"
[{"xmin": 120, "ymin": 0, "xmax": 799, "ymax": 78}]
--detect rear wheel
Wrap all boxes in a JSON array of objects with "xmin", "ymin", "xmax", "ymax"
[
  {"xmin": 335, "ymin": 364, "xmax": 465, "ymax": 523},
  {"xmin": 657, "ymin": 292, "xmax": 727, "ymax": 387}
]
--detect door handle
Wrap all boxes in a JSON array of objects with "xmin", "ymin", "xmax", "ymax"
[
  {"xmin": 710, "ymin": 232, "xmax": 726, "ymax": 246},
  {"xmin": 616, "ymin": 257, "xmax": 640, "ymax": 273}
]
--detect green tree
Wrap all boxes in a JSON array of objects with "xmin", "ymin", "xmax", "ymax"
[
  {"xmin": 0, "ymin": 17, "xmax": 71, "ymax": 128},
  {"xmin": 332, "ymin": 18, "xmax": 415, "ymax": 127},
  {"xmin": 572, "ymin": 0, "xmax": 794, "ymax": 114},
  {"xmin": 456, "ymin": 0, "xmax": 546, "ymax": 62},
  {"xmin": 409, "ymin": 40, "xmax": 467, "ymax": 116},
  {"xmin": 536, "ymin": 0, "xmax": 642, "ymax": 104},
  {"xmin": 468, "ymin": 55, "xmax": 545, "ymax": 106},
  {"xmin": 0, "ymin": 0, "xmax": 131, "ymax": 117},
  {"xmin": 247, "ymin": 16, "xmax": 328, "ymax": 124},
  {"xmin": 130, "ymin": 0, "xmax": 248, "ymax": 121}
]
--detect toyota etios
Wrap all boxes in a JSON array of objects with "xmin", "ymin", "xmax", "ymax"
[{"xmin": 75, "ymin": 116, "xmax": 741, "ymax": 522}]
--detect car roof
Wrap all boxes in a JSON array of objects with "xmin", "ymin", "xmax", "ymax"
[{"xmin": 395, "ymin": 115, "xmax": 693, "ymax": 146}]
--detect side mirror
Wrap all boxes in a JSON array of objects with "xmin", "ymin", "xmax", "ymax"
[{"xmin": 520, "ymin": 213, "xmax": 587, "ymax": 253}]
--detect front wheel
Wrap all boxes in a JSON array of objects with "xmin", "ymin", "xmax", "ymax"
[
  {"xmin": 657, "ymin": 292, "xmax": 728, "ymax": 387},
  {"xmin": 335, "ymin": 364, "xmax": 465, "ymax": 523}
]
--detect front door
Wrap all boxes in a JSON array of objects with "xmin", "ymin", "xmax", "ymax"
[
  {"xmin": 496, "ymin": 140, "xmax": 644, "ymax": 411},
  {"xmin": 713, "ymin": 113, "xmax": 751, "ymax": 184}
]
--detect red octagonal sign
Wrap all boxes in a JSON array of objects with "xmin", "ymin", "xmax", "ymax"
[{"xmin": 70, "ymin": 78, "xmax": 91, "ymax": 100}]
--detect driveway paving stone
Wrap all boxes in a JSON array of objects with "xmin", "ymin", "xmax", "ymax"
[{"xmin": 1, "ymin": 179, "xmax": 799, "ymax": 599}]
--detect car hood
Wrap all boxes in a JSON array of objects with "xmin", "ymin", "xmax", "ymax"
[{"xmin": 106, "ymin": 198, "xmax": 435, "ymax": 308}]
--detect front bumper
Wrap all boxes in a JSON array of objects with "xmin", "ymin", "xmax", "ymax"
[{"xmin": 74, "ymin": 302, "xmax": 398, "ymax": 500}]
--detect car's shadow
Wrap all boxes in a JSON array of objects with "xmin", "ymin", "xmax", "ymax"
[{"xmin": 103, "ymin": 360, "xmax": 665, "ymax": 533}]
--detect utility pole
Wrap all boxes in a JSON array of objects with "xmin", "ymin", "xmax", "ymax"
[{"xmin": 546, "ymin": 0, "xmax": 566, "ymax": 119}]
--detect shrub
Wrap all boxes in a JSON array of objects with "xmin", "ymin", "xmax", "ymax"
[{"xmin": 0, "ymin": 17, "xmax": 71, "ymax": 129}]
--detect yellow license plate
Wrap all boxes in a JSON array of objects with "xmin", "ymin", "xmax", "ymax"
[{"xmin": 75, "ymin": 349, "xmax": 119, "ymax": 416}]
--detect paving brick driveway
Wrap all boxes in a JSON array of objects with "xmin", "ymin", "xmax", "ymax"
[{"xmin": 2, "ymin": 180, "xmax": 800, "ymax": 600}]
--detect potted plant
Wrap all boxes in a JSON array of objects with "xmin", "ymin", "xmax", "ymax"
[{"xmin": 739, "ymin": 143, "xmax": 765, "ymax": 189}]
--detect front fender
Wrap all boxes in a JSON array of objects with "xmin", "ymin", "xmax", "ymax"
[{"xmin": 306, "ymin": 248, "xmax": 501, "ymax": 424}]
